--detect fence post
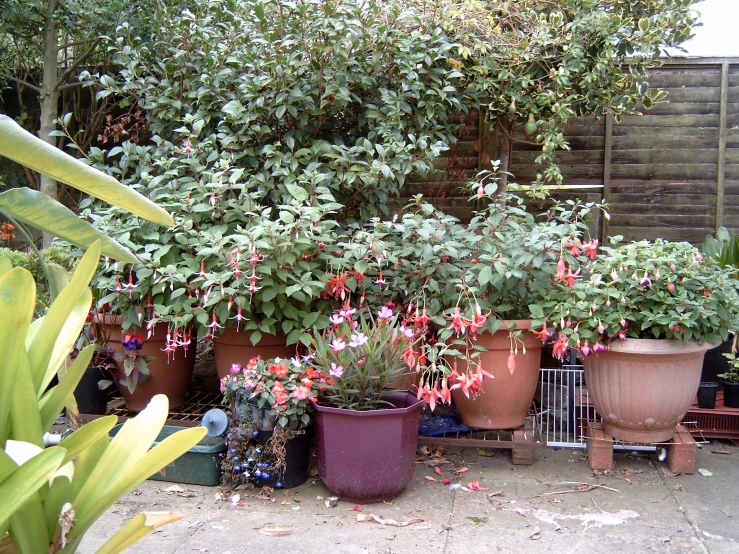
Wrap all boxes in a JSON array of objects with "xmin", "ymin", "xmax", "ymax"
[
  {"xmin": 716, "ymin": 62, "xmax": 729, "ymax": 232},
  {"xmin": 600, "ymin": 112, "xmax": 613, "ymax": 244}
]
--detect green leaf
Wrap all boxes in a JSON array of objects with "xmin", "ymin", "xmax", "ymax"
[
  {"xmin": 0, "ymin": 447, "xmax": 66, "ymax": 529},
  {"xmin": 95, "ymin": 512, "xmax": 183, "ymax": 554},
  {"xmin": 38, "ymin": 345, "xmax": 94, "ymax": 432},
  {"xmin": 285, "ymin": 185, "xmax": 308, "ymax": 202},
  {"xmin": 0, "ymin": 188, "xmax": 137, "ymax": 263},
  {"xmin": 478, "ymin": 265, "xmax": 493, "ymax": 286},
  {"xmin": 0, "ymin": 115, "xmax": 172, "ymax": 226},
  {"xmin": 56, "ymin": 416, "xmax": 117, "ymax": 466},
  {"xmin": 0, "ymin": 267, "xmax": 35, "ymax": 446}
]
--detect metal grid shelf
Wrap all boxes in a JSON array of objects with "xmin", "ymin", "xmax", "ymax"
[
  {"xmin": 417, "ymin": 414, "xmax": 546, "ymax": 451},
  {"xmin": 79, "ymin": 390, "xmax": 223, "ymax": 427}
]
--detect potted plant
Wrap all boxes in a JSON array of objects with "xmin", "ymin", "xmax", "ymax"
[
  {"xmin": 538, "ymin": 238, "xmax": 739, "ymax": 442},
  {"xmin": 701, "ymin": 227, "xmax": 739, "ymax": 382},
  {"xmin": 719, "ymin": 345, "xmax": 739, "ymax": 408},
  {"xmin": 71, "ymin": 317, "xmax": 116, "ymax": 415},
  {"xmin": 220, "ymin": 357, "xmax": 327, "ymax": 489},
  {"xmin": 343, "ymin": 172, "xmax": 599, "ymax": 429},
  {"xmin": 307, "ymin": 303, "xmax": 423, "ymax": 503}
]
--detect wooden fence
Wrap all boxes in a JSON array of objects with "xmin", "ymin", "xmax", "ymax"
[{"xmin": 406, "ymin": 57, "xmax": 739, "ymax": 245}]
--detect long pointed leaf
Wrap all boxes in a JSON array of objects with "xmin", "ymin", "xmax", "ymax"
[
  {"xmin": 0, "ymin": 446, "xmax": 66, "ymax": 528},
  {"xmin": 38, "ymin": 345, "xmax": 94, "ymax": 433},
  {"xmin": 10, "ymin": 353, "xmax": 43, "ymax": 447},
  {"xmin": 0, "ymin": 268, "xmax": 35, "ymax": 446},
  {"xmin": 70, "ymin": 436, "xmax": 108, "ymax": 499},
  {"xmin": 8, "ymin": 493, "xmax": 50, "ymax": 554},
  {"xmin": 69, "ymin": 426, "xmax": 205, "ymax": 545},
  {"xmin": 0, "ymin": 188, "xmax": 136, "ymax": 263},
  {"xmin": 43, "ymin": 476, "xmax": 73, "ymax": 539},
  {"xmin": 56, "ymin": 416, "xmax": 116, "ymax": 466},
  {"xmin": 0, "ymin": 115, "xmax": 172, "ymax": 226},
  {"xmin": 30, "ymin": 242, "xmax": 99, "ymax": 396},
  {"xmin": 95, "ymin": 512, "xmax": 183, "ymax": 554},
  {"xmin": 73, "ymin": 395, "xmax": 169, "ymax": 513}
]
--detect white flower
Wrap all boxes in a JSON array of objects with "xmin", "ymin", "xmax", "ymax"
[{"xmin": 349, "ymin": 332, "xmax": 369, "ymax": 348}]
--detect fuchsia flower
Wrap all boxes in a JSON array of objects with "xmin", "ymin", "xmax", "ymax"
[
  {"xmin": 122, "ymin": 333, "xmax": 144, "ymax": 351},
  {"xmin": 207, "ymin": 313, "xmax": 223, "ymax": 330},
  {"xmin": 229, "ymin": 305, "xmax": 248, "ymax": 330}
]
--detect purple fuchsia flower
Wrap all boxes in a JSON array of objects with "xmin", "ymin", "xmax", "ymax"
[{"xmin": 121, "ymin": 333, "xmax": 144, "ymax": 351}]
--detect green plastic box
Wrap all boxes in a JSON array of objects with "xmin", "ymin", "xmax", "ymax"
[{"xmin": 110, "ymin": 424, "xmax": 225, "ymax": 486}]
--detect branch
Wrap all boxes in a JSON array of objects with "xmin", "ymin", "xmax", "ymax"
[
  {"xmin": 55, "ymin": 40, "xmax": 101, "ymax": 86},
  {"xmin": 58, "ymin": 80, "xmax": 84, "ymax": 91},
  {"xmin": 0, "ymin": 72, "xmax": 41, "ymax": 93}
]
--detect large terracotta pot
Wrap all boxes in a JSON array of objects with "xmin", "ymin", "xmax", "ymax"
[
  {"xmin": 451, "ymin": 320, "xmax": 543, "ymax": 430},
  {"xmin": 101, "ymin": 317, "xmax": 196, "ymax": 411},
  {"xmin": 313, "ymin": 391, "xmax": 422, "ymax": 504},
  {"xmin": 212, "ymin": 327, "xmax": 295, "ymax": 379},
  {"xmin": 583, "ymin": 339, "xmax": 713, "ymax": 443}
]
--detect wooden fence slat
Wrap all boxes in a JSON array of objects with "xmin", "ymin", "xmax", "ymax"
[{"xmin": 717, "ymin": 63, "xmax": 729, "ymax": 231}]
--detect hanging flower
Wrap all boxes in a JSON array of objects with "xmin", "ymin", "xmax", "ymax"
[{"xmin": 121, "ymin": 334, "xmax": 144, "ymax": 351}]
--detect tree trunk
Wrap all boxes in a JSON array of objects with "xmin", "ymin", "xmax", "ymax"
[
  {"xmin": 497, "ymin": 119, "xmax": 513, "ymax": 195},
  {"xmin": 39, "ymin": 0, "xmax": 60, "ymax": 248}
]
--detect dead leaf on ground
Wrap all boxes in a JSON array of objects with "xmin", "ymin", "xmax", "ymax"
[
  {"xmin": 348, "ymin": 506, "xmax": 363, "ymax": 512},
  {"xmin": 255, "ymin": 524, "xmax": 293, "ymax": 537},
  {"xmin": 425, "ymin": 476, "xmax": 436, "ymax": 482},
  {"xmin": 131, "ymin": 490, "xmax": 143, "ymax": 496},
  {"xmin": 477, "ymin": 449, "xmax": 495, "ymax": 457},
  {"xmin": 440, "ymin": 523, "xmax": 453, "ymax": 531},
  {"xmin": 488, "ymin": 490, "xmax": 504, "ymax": 498},
  {"xmin": 466, "ymin": 517, "xmax": 488, "ymax": 524},
  {"xmin": 529, "ymin": 526, "xmax": 541, "ymax": 540},
  {"xmin": 356, "ymin": 514, "xmax": 429, "ymax": 527},
  {"xmin": 712, "ymin": 447, "xmax": 731, "ymax": 455}
]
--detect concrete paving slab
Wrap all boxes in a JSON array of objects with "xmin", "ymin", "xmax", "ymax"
[{"xmin": 77, "ymin": 441, "xmax": 739, "ymax": 553}]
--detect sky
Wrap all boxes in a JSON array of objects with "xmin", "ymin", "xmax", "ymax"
[{"xmin": 670, "ymin": 0, "xmax": 739, "ymax": 57}]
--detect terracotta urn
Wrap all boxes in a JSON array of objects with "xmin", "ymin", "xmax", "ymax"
[
  {"xmin": 451, "ymin": 320, "xmax": 543, "ymax": 430},
  {"xmin": 99, "ymin": 316, "xmax": 196, "ymax": 411},
  {"xmin": 583, "ymin": 338, "xmax": 714, "ymax": 443},
  {"xmin": 212, "ymin": 327, "xmax": 294, "ymax": 379}
]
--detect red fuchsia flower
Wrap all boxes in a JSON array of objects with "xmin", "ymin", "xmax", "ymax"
[
  {"xmin": 136, "ymin": 306, "xmax": 143, "ymax": 323},
  {"xmin": 583, "ymin": 239, "xmax": 599, "ymax": 259},
  {"xmin": 532, "ymin": 324, "xmax": 553, "ymax": 342},
  {"xmin": 552, "ymin": 335, "xmax": 569, "ymax": 361},
  {"xmin": 115, "ymin": 279, "xmax": 122, "ymax": 295},
  {"xmin": 330, "ymin": 338, "xmax": 346, "ymax": 352},
  {"xmin": 199, "ymin": 260, "xmax": 206, "ymax": 279},
  {"xmin": 184, "ymin": 138, "xmax": 192, "ymax": 155},
  {"xmin": 418, "ymin": 383, "xmax": 437, "ymax": 410},
  {"xmin": 377, "ymin": 306, "xmax": 394, "ymax": 320},
  {"xmin": 507, "ymin": 351, "xmax": 516, "ymax": 375},
  {"xmin": 230, "ymin": 363, "xmax": 242, "ymax": 374},
  {"xmin": 559, "ymin": 267, "xmax": 581, "ymax": 288},
  {"xmin": 207, "ymin": 313, "xmax": 223, "ymax": 331},
  {"xmin": 401, "ymin": 347, "xmax": 417, "ymax": 369},
  {"xmin": 437, "ymin": 378, "xmax": 452, "ymax": 405},
  {"xmin": 447, "ymin": 307, "xmax": 469, "ymax": 336},
  {"xmin": 329, "ymin": 313, "xmax": 344, "ymax": 326},
  {"xmin": 593, "ymin": 342, "xmax": 606, "ymax": 354},
  {"xmin": 122, "ymin": 333, "xmax": 144, "ymax": 351},
  {"xmin": 374, "ymin": 271, "xmax": 386, "ymax": 285},
  {"xmin": 229, "ymin": 305, "xmax": 248, "ymax": 330},
  {"xmin": 449, "ymin": 370, "xmax": 482, "ymax": 399},
  {"xmin": 556, "ymin": 255, "xmax": 566, "ymax": 281},
  {"xmin": 247, "ymin": 282, "xmax": 262, "ymax": 294},
  {"xmin": 146, "ymin": 295, "xmax": 154, "ymax": 312},
  {"xmin": 325, "ymin": 273, "xmax": 349, "ymax": 300},
  {"xmin": 468, "ymin": 304, "xmax": 489, "ymax": 336},
  {"xmin": 565, "ymin": 239, "xmax": 582, "ymax": 256},
  {"xmin": 617, "ymin": 330, "xmax": 627, "ymax": 340},
  {"xmin": 476, "ymin": 183, "xmax": 484, "ymax": 198}
]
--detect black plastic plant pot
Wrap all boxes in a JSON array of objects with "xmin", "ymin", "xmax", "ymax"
[
  {"xmin": 697, "ymin": 382, "xmax": 719, "ymax": 409},
  {"xmin": 74, "ymin": 366, "xmax": 109, "ymax": 415},
  {"xmin": 251, "ymin": 426, "xmax": 313, "ymax": 490},
  {"xmin": 723, "ymin": 381, "xmax": 739, "ymax": 409},
  {"xmin": 701, "ymin": 339, "xmax": 733, "ymax": 383}
]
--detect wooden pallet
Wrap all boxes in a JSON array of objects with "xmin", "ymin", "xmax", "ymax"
[
  {"xmin": 683, "ymin": 391, "xmax": 739, "ymax": 445},
  {"xmin": 587, "ymin": 422, "xmax": 696, "ymax": 474},
  {"xmin": 418, "ymin": 416, "xmax": 546, "ymax": 466}
]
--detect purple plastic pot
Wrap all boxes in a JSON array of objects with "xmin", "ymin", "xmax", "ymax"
[{"xmin": 312, "ymin": 391, "xmax": 423, "ymax": 504}]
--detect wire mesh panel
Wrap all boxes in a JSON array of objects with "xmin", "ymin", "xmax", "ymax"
[{"xmin": 538, "ymin": 366, "xmax": 591, "ymax": 448}]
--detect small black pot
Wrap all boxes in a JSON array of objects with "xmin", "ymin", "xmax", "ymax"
[
  {"xmin": 251, "ymin": 427, "xmax": 313, "ymax": 489},
  {"xmin": 701, "ymin": 339, "xmax": 733, "ymax": 383},
  {"xmin": 723, "ymin": 381, "xmax": 739, "ymax": 409},
  {"xmin": 74, "ymin": 366, "xmax": 109, "ymax": 415},
  {"xmin": 697, "ymin": 382, "xmax": 719, "ymax": 409}
]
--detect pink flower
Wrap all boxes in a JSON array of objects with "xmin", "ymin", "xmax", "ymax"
[
  {"xmin": 293, "ymin": 386, "xmax": 312, "ymax": 401},
  {"xmin": 349, "ymin": 332, "xmax": 368, "ymax": 348},
  {"xmin": 330, "ymin": 363, "xmax": 344, "ymax": 377},
  {"xmin": 377, "ymin": 306, "xmax": 394, "ymax": 320},
  {"xmin": 329, "ymin": 313, "xmax": 344, "ymax": 326},
  {"xmin": 593, "ymin": 342, "xmax": 606, "ymax": 354},
  {"xmin": 330, "ymin": 338, "xmax": 346, "ymax": 352},
  {"xmin": 230, "ymin": 363, "xmax": 242, "ymax": 374}
]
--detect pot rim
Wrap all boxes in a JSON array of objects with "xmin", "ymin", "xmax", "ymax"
[
  {"xmin": 604, "ymin": 338, "xmax": 719, "ymax": 355},
  {"xmin": 311, "ymin": 391, "xmax": 422, "ymax": 416}
]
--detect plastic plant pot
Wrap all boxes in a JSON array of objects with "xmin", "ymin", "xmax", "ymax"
[{"xmin": 697, "ymin": 382, "xmax": 719, "ymax": 409}]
